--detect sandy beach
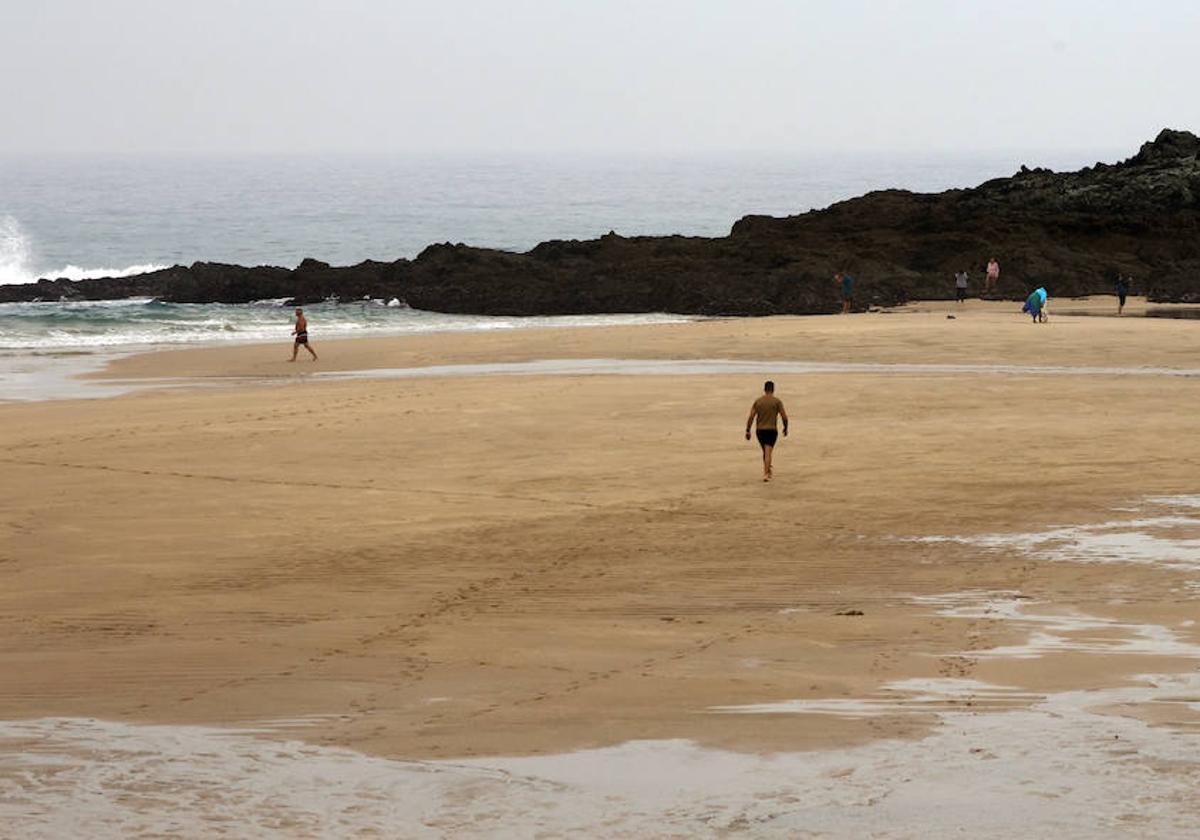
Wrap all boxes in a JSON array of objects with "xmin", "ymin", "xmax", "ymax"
[{"xmin": 3, "ymin": 297, "xmax": 1200, "ymax": 836}]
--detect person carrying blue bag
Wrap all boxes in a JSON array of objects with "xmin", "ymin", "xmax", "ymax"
[{"xmin": 1022, "ymin": 287, "xmax": 1048, "ymax": 323}]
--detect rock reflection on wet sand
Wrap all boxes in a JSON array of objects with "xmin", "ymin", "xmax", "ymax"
[
  {"xmin": 914, "ymin": 496, "xmax": 1200, "ymax": 571},
  {"xmin": 3, "ymin": 670, "xmax": 1200, "ymax": 840}
]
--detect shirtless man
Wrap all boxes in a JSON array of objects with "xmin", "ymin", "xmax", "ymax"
[
  {"xmin": 745, "ymin": 380, "xmax": 789, "ymax": 482},
  {"xmin": 289, "ymin": 308, "xmax": 318, "ymax": 361},
  {"xmin": 986, "ymin": 258, "xmax": 1000, "ymax": 293}
]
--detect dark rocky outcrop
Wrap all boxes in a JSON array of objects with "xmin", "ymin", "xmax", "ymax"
[{"xmin": 3, "ymin": 129, "xmax": 1198, "ymax": 313}]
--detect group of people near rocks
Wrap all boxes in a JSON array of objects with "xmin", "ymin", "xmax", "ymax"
[
  {"xmin": 944, "ymin": 258, "xmax": 1133, "ymax": 319},
  {"xmin": 834, "ymin": 257, "xmax": 1132, "ymax": 320},
  {"xmin": 952, "ymin": 258, "xmax": 1003, "ymax": 302},
  {"xmin": 749, "ymin": 260, "xmax": 1142, "ymax": 481}
]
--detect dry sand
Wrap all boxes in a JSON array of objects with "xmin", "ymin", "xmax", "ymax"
[{"xmin": 2, "ymin": 296, "xmax": 1199, "ymax": 771}]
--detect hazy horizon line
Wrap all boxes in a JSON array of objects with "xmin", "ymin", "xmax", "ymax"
[{"xmin": 0, "ymin": 143, "xmax": 1136, "ymax": 162}]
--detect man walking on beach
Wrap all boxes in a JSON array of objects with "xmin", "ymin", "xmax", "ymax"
[
  {"xmin": 290, "ymin": 307, "xmax": 318, "ymax": 361},
  {"xmin": 745, "ymin": 380, "xmax": 788, "ymax": 482}
]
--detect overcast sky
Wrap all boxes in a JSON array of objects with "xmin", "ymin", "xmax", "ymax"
[{"xmin": 2, "ymin": 0, "xmax": 1197, "ymax": 156}]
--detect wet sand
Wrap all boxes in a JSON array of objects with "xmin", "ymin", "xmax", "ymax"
[{"xmin": 3, "ymin": 297, "xmax": 1200, "ymax": 835}]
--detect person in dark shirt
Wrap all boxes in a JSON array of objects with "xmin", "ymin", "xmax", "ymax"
[
  {"xmin": 1115, "ymin": 275, "xmax": 1131, "ymax": 315},
  {"xmin": 837, "ymin": 271, "xmax": 854, "ymax": 314}
]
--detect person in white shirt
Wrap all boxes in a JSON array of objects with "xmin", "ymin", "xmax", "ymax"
[{"xmin": 955, "ymin": 270, "xmax": 968, "ymax": 302}]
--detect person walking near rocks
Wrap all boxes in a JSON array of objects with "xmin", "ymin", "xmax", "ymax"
[
  {"xmin": 986, "ymin": 258, "xmax": 1000, "ymax": 293},
  {"xmin": 1115, "ymin": 274, "xmax": 1131, "ymax": 315},
  {"xmin": 290, "ymin": 307, "xmax": 318, "ymax": 361},
  {"xmin": 745, "ymin": 380, "xmax": 789, "ymax": 482},
  {"xmin": 955, "ymin": 270, "xmax": 969, "ymax": 303},
  {"xmin": 836, "ymin": 271, "xmax": 854, "ymax": 314}
]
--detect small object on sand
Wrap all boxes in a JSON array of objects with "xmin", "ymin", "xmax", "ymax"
[
  {"xmin": 947, "ymin": 315, "xmax": 956, "ymax": 320},
  {"xmin": 834, "ymin": 609, "xmax": 864, "ymax": 616}
]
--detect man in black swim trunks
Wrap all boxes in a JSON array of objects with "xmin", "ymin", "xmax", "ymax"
[
  {"xmin": 745, "ymin": 380, "xmax": 789, "ymax": 482},
  {"xmin": 290, "ymin": 307, "xmax": 318, "ymax": 361}
]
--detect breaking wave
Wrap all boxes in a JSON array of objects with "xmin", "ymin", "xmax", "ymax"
[{"xmin": 0, "ymin": 216, "xmax": 167, "ymax": 286}]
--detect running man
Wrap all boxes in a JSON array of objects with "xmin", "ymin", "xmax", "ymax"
[
  {"xmin": 290, "ymin": 307, "xmax": 318, "ymax": 361},
  {"xmin": 986, "ymin": 258, "xmax": 1000, "ymax": 293},
  {"xmin": 745, "ymin": 380, "xmax": 789, "ymax": 482}
]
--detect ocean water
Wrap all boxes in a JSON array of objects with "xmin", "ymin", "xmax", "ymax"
[
  {"xmin": 0, "ymin": 298, "xmax": 688, "ymax": 351},
  {"xmin": 0, "ymin": 149, "xmax": 1120, "ymax": 356},
  {"xmin": 1, "ymin": 150, "xmax": 1122, "ymax": 282}
]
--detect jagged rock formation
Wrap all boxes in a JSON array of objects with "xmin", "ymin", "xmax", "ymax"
[{"xmin": 3, "ymin": 129, "xmax": 1198, "ymax": 313}]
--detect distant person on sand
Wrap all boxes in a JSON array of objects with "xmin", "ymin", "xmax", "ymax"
[
  {"xmin": 1115, "ymin": 274, "xmax": 1131, "ymax": 315},
  {"xmin": 745, "ymin": 380, "xmax": 789, "ymax": 482},
  {"xmin": 986, "ymin": 258, "xmax": 1000, "ymax": 293},
  {"xmin": 1022, "ymin": 287, "xmax": 1048, "ymax": 323},
  {"xmin": 290, "ymin": 307, "xmax": 318, "ymax": 361},
  {"xmin": 836, "ymin": 271, "xmax": 854, "ymax": 314},
  {"xmin": 955, "ymin": 270, "xmax": 968, "ymax": 303}
]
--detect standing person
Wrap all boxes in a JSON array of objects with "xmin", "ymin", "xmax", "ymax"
[
  {"xmin": 955, "ymin": 270, "xmax": 969, "ymax": 303},
  {"xmin": 837, "ymin": 271, "xmax": 854, "ymax": 314},
  {"xmin": 1115, "ymin": 274, "xmax": 1131, "ymax": 315},
  {"xmin": 745, "ymin": 380, "xmax": 789, "ymax": 482},
  {"xmin": 290, "ymin": 307, "xmax": 318, "ymax": 361},
  {"xmin": 986, "ymin": 258, "xmax": 1000, "ymax": 293}
]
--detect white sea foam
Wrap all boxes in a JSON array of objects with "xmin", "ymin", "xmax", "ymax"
[
  {"xmin": 36, "ymin": 262, "xmax": 170, "ymax": 282},
  {"xmin": 0, "ymin": 216, "xmax": 33, "ymax": 285},
  {"xmin": 0, "ymin": 216, "xmax": 168, "ymax": 286}
]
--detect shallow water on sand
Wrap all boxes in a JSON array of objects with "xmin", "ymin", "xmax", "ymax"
[
  {"xmin": 20, "ymin": 356, "xmax": 1200, "ymax": 403},
  {"xmin": 4, "ymin": 493, "xmax": 1199, "ymax": 835},
  {"xmin": 1054, "ymin": 307, "xmax": 1200, "ymax": 320},
  {"xmin": 915, "ymin": 496, "xmax": 1200, "ymax": 573},
  {"xmin": 308, "ymin": 358, "xmax": 1200, "ymax": 382},
  {"xmin": 3, "ymin": 672, "xmax": 1199, "ymax": 839}
]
